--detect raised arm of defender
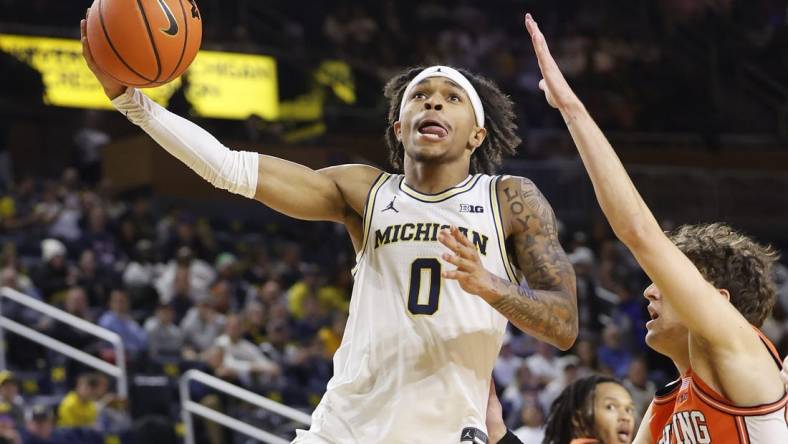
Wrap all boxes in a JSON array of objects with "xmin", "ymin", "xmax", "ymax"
[
  {"xmin": 524, "ymin": 11, "xmax": 784, "ymax": 406},
  {"xmin": 81, "ymin": 15, "xmax": 378, "ymax": 248}
]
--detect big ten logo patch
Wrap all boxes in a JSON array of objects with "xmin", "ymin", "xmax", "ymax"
[{"xmin": 459, "ymin": 204, "xmax": 484, "ymax": 213}]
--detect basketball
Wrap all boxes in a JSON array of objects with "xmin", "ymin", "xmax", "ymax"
[{"xmin": 85, "ymin": 0, "xmax": 202, "ymax": 87}]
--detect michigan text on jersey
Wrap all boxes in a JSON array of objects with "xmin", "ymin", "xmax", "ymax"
[{"xmin": 374, "ymin": 223, "xmax": 489, "ymax": 255}]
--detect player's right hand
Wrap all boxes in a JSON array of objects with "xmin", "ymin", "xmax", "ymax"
[{"xmin": 80, "ymin": 9, "xmax": 127, "ymax": 99}]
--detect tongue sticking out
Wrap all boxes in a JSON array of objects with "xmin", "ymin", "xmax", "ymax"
[{"xmin": 419, "ymin": 125, "xmax": 448, "ymax": 138}]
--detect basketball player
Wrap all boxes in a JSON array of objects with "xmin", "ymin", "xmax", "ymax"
[
  {"xmin": 523, "ymin": 13, "xmax": 787, "ymax": 443},
  {"xmin": 80, "ymin": 10, "xmax": 578, "ymax": 443},
  {"xmin": 485, "ymin": 376, "xmax": 635, "ymax": 444}
]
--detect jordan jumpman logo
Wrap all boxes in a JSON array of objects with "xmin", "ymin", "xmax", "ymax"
[{"xmin": 382, "ymin": 196, "xmax": 399, "ymax": 213}]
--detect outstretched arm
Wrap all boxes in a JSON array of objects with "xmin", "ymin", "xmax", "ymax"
[
  {"xmin": 632, "ymin": 402, "xmax": 655, "ymax": 444},
  {"xmin": 523, "ymin": 13, "xmax": 763, "ymax": 357},
  {"xmin": 80, "ymin": 15, "xmax": 377, "ymax": 228},
  {"xmin": 438, "ymin": 179, "xmax": 578, "ymax": 351}
]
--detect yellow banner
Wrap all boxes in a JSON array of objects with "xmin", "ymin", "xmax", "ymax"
[
  {"xmin": 185, "ymin": 50, "xmax": 278, "ymax": 120},
  {"xmin": 0, "ymin": 34, "xmax": 278, "ymax": 120}
]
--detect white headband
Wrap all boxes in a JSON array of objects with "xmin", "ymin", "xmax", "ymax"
[{"xmin": 399, "ymin": 66, "xmax": 485, "ymax": 128}]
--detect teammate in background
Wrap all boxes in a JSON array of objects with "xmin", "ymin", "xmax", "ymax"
[
  {"xmin": 485, "ymin": 376, "xmax": 635, "ymax": 444},
  {"xmin": 80, "ymin": 9, "xmax": 578, "ymax": 443},
  {"xmin": 523, "ymin": 12, "xmax": 787, "ymax": 444}
]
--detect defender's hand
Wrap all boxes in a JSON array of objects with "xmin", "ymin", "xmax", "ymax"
[
  {"xmin": 525, "ymin": 13, "xmax": 580, "ymax": 111},
  {"xmin": 81, "ymin": 9, "xmax": 126, "ymax": 99},
  {"xmin": 438, "ymin": 227, "xmax": 497, "ymax": 300}
]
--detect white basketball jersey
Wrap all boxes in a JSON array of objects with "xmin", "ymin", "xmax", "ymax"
[{"xmin": 298, "ymin": 173, "xmax": 519, "ymax": 444}]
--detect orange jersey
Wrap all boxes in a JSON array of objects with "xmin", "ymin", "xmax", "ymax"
[{"xmin": 649, "ymin": 332, "xmax": 788, "ymax": 443}]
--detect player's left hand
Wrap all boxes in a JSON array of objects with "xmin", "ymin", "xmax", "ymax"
[
  {"xmin": 438, "ymin": 227, "xmax": 497, "ymax": 300},
  {"xmin": 525, "ymin": 13, "xmax": 580, "ymax": 111}
]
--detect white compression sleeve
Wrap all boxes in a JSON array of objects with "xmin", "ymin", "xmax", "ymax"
[{"xmin": 111, "ymin": 88, "xmax": 259, "ymax": 198}]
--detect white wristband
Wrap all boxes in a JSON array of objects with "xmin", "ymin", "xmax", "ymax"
[{"xmin": 112, "ymin": 88, "xmax": 259, "ymax": 199}]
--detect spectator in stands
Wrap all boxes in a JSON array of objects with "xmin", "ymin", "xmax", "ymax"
[
  {"xmin": 92, "ymin": 374, "xmax": 128, "ymax": 434},
  {"xmin": 161, "ymin": 215, "xmax": 211, "ymax": 260},
  {"xmin": 180, "ymin": 294, "xmax": 226, "ymax": 359},
  {"xmin": 287, "ymin": 264, "xmax": 320, "ymax": 321},
  {"xmin": 571, "ymin": 245, "xmax": 610, "ymax": 334},
  {"xmin": 208, "ymin": 279, "xmax": 233, "ymax": 315},
  {"xmin": 622, "ymin": 356, "xmax": 656, "ymax": 420},
  {"xmin": 244, "ymin": 248, "xmax": 272, "ymax": 285},
  {"xmin": 41, "ymin": 172, "xmax": 81, "ymax": 244},
  {"xmin": 493, "ymin": 333, "xmax": 524, "ymax": 389},
  {"xmin": 126, "ymin": 195, "xmax": 156, "ymax": 243},
  {"xmin": 77, "ymin": 207, "xmax": 117, "ymax": 268},
  {"xmin": 20, "ymin": 405, "xmax": 58, "ymax": 444},
  {"xmin": 122, "ymin": 239, "xmax": 162, "ymax": 313},
  {"xmin": 525, "ymin": 342, "xmax": 561, "ymax": 385},
  {"xmin": 202, "ymin": 346, "xmax": 236, "ymax": 381},
  {"xmin": 597, "ymin": 324, "xmax": 633, "ymax": 378},
  {"xmin": 74, "ymin": 250, "xmax": 114, "ymax": 310},
  {"xmin": 49, "ymin": 287, "xmax": 95, "ymax": 349},
  {"xmin": 288, "ymin": 264, "xmax": 345, "ymax": 319},
  {"xmin": 260, "ymin": 318, "xmax": 298, "ymax": 370},
  {"xmin": 214, "ymin": 314, "xmax": 280, "ymax": 388},
  {"xmin": 122, "ymin": 239, "xmax": 158, "ymax": 290},
  {"xmin": 243, "ymin": 301, "xmax": 266, "ymax": 345},
  {"xmin": 0, "ymin": 177, "xmax": 37, "ymax": 233},
  {"xmin": 539, "ymin": 357, "xmax": 582, "ymax": 413},
  {"xmin": 292, "ymin": 295, "xmax": 327, "ymax": 343},
  {"xmin": 573, "ymin": 337, "xmax": 601, "ymax": 377},
  {"xmin": 97, "ymin": 289, "xmax": 147, "ymax": 356},
  {"xmin": 255, "ymin": 279, "xmax": 283, "ymax": 308},
  {"xmin": 0, "ymin": 265, "xmax": 41, "ymax": 300},
  {"xmin": 0, "ymin": 414, "xmax": 20, "ymax": 444},
  {"xmin": 317, "ymin": 311, "xmax": 346, "ymax": 357},
  {"xmin": 143, "ymin": 302, "xmax": 184, "ymax": 361},
  {"xmin": 502, "ymin": 364, "xmax": 541, "ymax": 416},
  {"xmin": 0, "ymin": 266, "xmax": 43, "ymax": 325},
  {"xmin": 57, "ymin": 373, "xmax": 102, "ymax": 428},
  {"xmin": 72, "ymin": 110, "xmax": 110, "ymax": 186},
  {"xmin": 512, "ymin": 402, "xmax": 546, "ymax": 444},
  {"xmin": 272, "ymin": 242, "xmax": 303, "ymax": 288},
  {"xmin": 155, "ymin": 247, "xmax": 214, "ymax": 305},
  {"xmin": 168, "ymin": 265, "xmax": 194, "ymax": 323},
  {"xmin": 31, "ymin": 239, "xmax": 74, "ymax": 303},
  {"xmin": 0, "ymin": 372, "xmax": 23, "ymax": 426},
  {"xmin": 215, "ymin": 252, "xmax": 247, "ymax": 309}
]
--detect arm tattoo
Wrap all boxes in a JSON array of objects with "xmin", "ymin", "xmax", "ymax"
[{"xmin": 494, "ymin": 178, "xmax": 578, "ymax": 348}]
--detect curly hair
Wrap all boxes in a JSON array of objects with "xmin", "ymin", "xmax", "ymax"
[
  {"xmin": 669, "ymin": 223, "xmax": 779, "ymax": 327},
  {"xmin": 383, "ymin": 66, "xmax": 521, "ymax": 175},
  {"xmin": 542, "ymin": 375, "xmax": 622, "ymax": 444}
]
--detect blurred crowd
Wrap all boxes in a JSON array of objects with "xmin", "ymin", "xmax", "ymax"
[
  {"xmin": 0, "ymin": 166, "xmax": 358, "ymax": 443},
  {"xmin": 2, "ymin": 0, "xmax": 788, "ymax": 139},
  {"xmin": 0, "ymin": 165, "xmax": 785, "ymax": 442}
]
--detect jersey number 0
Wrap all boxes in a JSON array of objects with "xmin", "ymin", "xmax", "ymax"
[{"xmin": 408, "ymin": 258, "xmax": 441, "ymax": 315}]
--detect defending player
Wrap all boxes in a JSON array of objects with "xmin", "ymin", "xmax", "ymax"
[
  {"xmin": 523, "ymin": 13, "xmax": 787, "ymax": 443},
  {"xmin": 80, "ymin": 10, "xmax": 578, "ymax": 443},
  {"xmin": 485, "ymin": 377, "xmax": 635, "ymax": 444}
]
